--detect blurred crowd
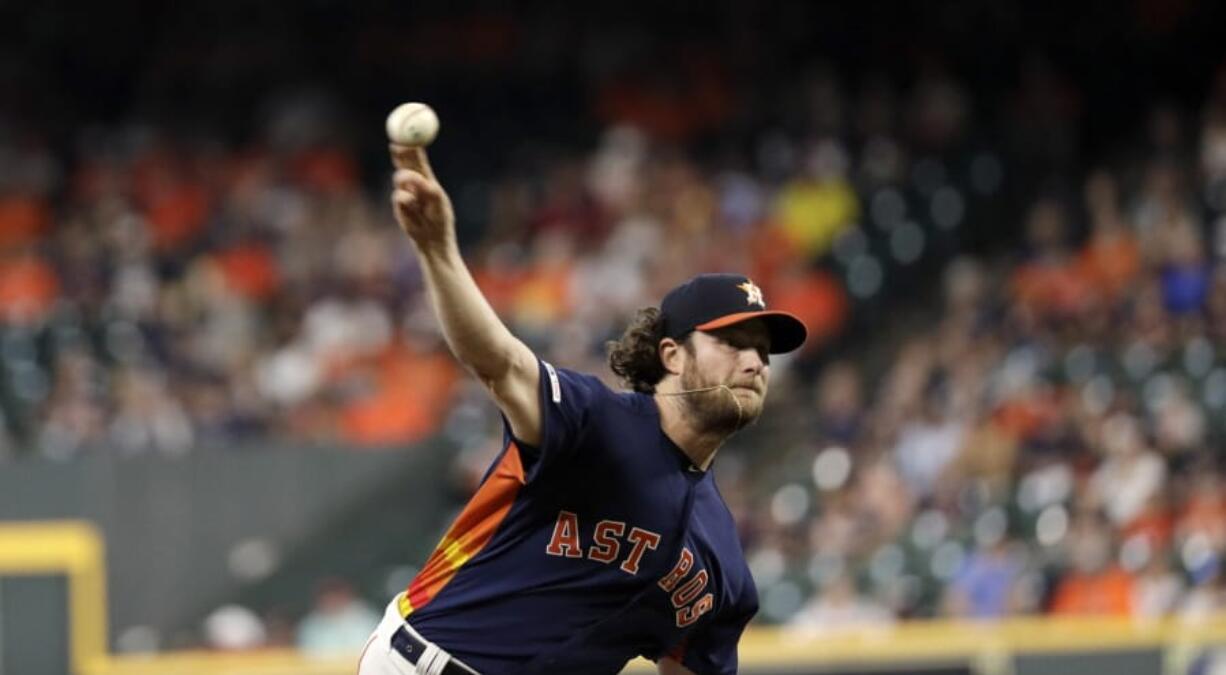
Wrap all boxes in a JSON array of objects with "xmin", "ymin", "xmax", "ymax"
[
  {"xmin": 0, "ymin": 128, "xmax": 457, "ymax": 455},
  {"xmin": 0, "ymin": 118, "xmax": 850, "ymax": 458},
  {"xmin": 722, "ymin": 72, "xmax": 1226, "ymax": 629},
  {"xmin": 1, "ymin": 54, "xmax": 990, "ymax": 458},
  {"xmin": 4, "ymin": 2, "xmax": 1226, "ymax": 656}
]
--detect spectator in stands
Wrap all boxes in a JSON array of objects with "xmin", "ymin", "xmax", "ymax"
[
  {"xmin": 1179, "ymin": 568, "xmax": 1226, "ymax": 622},
  {"xmin": 893, "ymin": 378, "xmax": 965, "ymax": 502},
  {"xmin": 1049, "ymin": 510, "xmax": 1134, "ymax": 616},
  {"xmin": 202, "ymin": 604, "xmax": 267, "ymax": 652},
  {"xmin": 811, "ymin": 361, "xmax": 863, "ymax": 447},
  {"xmin": 1087, "ymin": 413, "xmax": 1166, "ymax": 528},
  {"xmin": 1131, "ymin": 549, "xmax": 1184, "ymax": 620},
  {"xmin": 295, "ymin": 578, "xmax": 380, "ymax": 657},
  {"xmin": 943, "ymin": 535, "xmax": 1028, "ymax": 619},
  {"xmin": 788, "ymin": 572, "xmax": 894, "ymax": 632}
]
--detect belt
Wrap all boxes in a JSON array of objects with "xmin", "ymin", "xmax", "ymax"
[{"xmin": 390, "ymin": 624, "xmax": 481, "ymax": 675}]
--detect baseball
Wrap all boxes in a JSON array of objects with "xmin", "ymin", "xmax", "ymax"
[{"xmin": 385, "ymin": 102, "xmax": 439, "ymax": 147}]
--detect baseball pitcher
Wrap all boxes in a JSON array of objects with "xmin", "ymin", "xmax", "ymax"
[{"xmin": 357, "ymin": 143, "xmax": 807, "ymax": 675}]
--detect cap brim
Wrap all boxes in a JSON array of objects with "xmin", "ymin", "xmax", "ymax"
[{"xmin": 694, "ymin": 311, "xmax": 808, "ymax": 354}]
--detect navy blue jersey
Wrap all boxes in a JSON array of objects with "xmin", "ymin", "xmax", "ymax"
[{"xmin": 399, "ymin": 360, "xmax": 758, "ymax": 674}]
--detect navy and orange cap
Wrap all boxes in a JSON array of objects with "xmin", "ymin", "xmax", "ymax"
[{"xmin": 660, "ymin": 273, "xmax": 808, "ymax": 354}]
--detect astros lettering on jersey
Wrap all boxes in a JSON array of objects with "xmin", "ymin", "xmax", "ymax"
[{"xmin": 399, "ymin": 360, "xmax": 757, "ymax": 673}]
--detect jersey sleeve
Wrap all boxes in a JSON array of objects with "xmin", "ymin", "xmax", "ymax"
[
  {"xmin": 503, "ymin": 359, "xmax": 608, "ymax": 482},
  {"xmin": 667, "ymin": 600, "xmax": 755, "ymax": 675}
]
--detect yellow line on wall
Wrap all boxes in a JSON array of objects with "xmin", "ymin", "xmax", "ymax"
[
  {"xmin": 0, "ymin": 521, "xmax": 108, "ymax": 675},
  {"xmin": 86, "ymin": 650, "xmax": 354, "ymax": 675}
]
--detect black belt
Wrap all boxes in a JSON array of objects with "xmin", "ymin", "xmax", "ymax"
[{"xmin": 390, "ymin": 625, "xmax": 481, "ymax": 675}]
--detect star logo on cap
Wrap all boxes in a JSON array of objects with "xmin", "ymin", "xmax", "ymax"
[{"xmin": 738, "ymin": 280, "xmax": 765, "ymax": 308}]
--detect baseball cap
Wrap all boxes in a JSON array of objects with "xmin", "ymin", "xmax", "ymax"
[{"xmin": 660, "ymin": 273, "xmax": 808, "ymax": 354}]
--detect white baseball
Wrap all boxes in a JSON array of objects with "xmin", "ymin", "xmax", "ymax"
[{"xmin": 385, "ymin": 102, "xmax": 439, "ymax": 147}]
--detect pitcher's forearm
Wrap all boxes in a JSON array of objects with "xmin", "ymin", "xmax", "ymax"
[
  {"xmin": 416, "ymin": 242, "xmax": 528, "ymax": 383},
  {"xmin": 389, "ymin": 145, "xmax": 541, "ymax": 442}
]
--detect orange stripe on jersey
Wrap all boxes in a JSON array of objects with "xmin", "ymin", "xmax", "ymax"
[{"xmin": 405, "ymin": 442, "xmax": 527, "ymax": 614}]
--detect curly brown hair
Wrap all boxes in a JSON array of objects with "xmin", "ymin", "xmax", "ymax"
[{"xmin": 606, "ymin": 307, "xmax": 670, "ymax": 393}]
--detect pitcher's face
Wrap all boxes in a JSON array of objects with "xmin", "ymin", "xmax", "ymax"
[{"xmin": 679, "ymin": 320, "xmax": 771, "ymax": 433}]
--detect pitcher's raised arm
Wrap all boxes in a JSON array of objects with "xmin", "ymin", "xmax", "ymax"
[{"xmin": 390, "ymin": 143, "xmax": 541, "ymax": 445}]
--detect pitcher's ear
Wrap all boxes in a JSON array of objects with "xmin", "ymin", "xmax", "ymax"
[{"xmin": 659, "ymin": 337, "xmax": 685, "ymax": 377}]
